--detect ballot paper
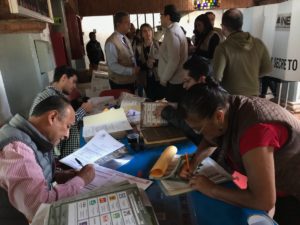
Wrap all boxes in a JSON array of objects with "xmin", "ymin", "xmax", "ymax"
[
  {"xmin": 60, "ymin": 130, "xmax": 125, "ymax": 169},
  {"xmin": 37, "ymin": 183, "xmax": 158, "ymax": 225}
]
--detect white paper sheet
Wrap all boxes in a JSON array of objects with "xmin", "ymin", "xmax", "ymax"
[
  {"xmin": 81, "ymin": 165, "xmax": 153, "ymax": 192},
  {"xmin": 83, "ymin": 108, "xmax": 132, "ymax": 138},
  {"xmin": 60, "ymin": 130, "xmax": 124, "ymax": 169}
]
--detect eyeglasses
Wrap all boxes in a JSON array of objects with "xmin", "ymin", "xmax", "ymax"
[{"xmin": 192, "ymin": 119, "xmax": 207, "ymax": 135}]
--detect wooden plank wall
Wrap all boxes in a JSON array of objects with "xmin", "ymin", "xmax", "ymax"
[
  {"xmin": 78, "ymin": 0, "xmax": 288, "ymax": 17},
  {"xmin": 78, "ymin": 0, "xmax": 194, "ymax": 16}
]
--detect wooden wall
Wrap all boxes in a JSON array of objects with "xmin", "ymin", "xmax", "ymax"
[
  {"xmin": 78, "ymin": 0, "xmax": 288, "ymax": 17},
  {"xmin": 221, "ymin": 0, "xmax": 253, "ymax": 9},
  {"xmin": 78, "ymin": 0, "xmax": 194, "ymax": 16}
]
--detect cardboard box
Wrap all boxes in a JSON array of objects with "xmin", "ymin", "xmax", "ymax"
[{"xmin": 88, "ymin": 70, "xmax": 111, "ymax": 97}]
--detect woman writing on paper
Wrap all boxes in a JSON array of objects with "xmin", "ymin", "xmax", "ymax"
[{"xmin": 179, "ymin": 77, "xmax": 300, "ymax": 223}]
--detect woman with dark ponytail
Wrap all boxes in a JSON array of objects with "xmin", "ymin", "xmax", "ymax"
[{"xmin": 179, "ymin": 77, "xmax": 300, "ymax": 221}]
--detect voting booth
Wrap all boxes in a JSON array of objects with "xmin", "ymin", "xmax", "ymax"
[{"xmin": 243, "ymin": 1, "xmax": 300, "ymax": 103}]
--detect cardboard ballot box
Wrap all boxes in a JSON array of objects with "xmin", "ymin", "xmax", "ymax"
[{"xmin": 86, "ymin": 70, "xmax": 111, "ymax": 97}]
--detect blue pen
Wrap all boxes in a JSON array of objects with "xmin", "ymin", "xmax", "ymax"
[{"xmin": 75, "ymin": 158, "xmax": 84, "ymax": 167}]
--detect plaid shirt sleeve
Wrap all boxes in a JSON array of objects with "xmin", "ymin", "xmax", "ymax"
[{"xmin": 75, "ymin": 107, "xmax": 86, "ymax": 122}]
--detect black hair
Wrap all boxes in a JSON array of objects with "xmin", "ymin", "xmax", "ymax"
[
  {"xmin": 222, "ymin": 8, "xmax": 243, "ymax": 32},
  {"xmin": 53, "ymin": 65, "xmax": 77, "ymax": 82},
  {"xmin": 140, "ymin": 23, "xmax": 152, "ymax": 32},
  {"xmin": 205, "ymin": 11, "xmax": 215, "ymax": 17},
  {"xmin": 89, "ymin": 32, "xmax": 95, "ymax": 39},
  {"xmin": 164, "ymin": 4, "xmax": 181, "ymax": 22},
  {"xmin": 31, "ymin": 95, "xmax": 71, "ymax": 118},
  {"xmin": 179, "ymin": 76, "xmax": 229, "ymax": 120},
  {"xmin": 193, "ymin": 14, "xmax": 213, "ymax": 46},
  {"xmin": 183, "ymin": 56, "xmax": 209, "ymax": 80},
  {"xmin": 140, "ymin": 23, "xmax": 153, "ymax": 42},
  {"xmin": 113, "ymin": 12, "xmax": 129, "ymax": 29}
]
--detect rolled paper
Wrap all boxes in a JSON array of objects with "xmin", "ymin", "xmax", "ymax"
[{"xmin": 150, "ymin": 145, "xmax": 178, "ymax": 178}]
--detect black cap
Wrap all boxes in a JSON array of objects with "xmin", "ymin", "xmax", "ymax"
[
  {"xmin": 183, "ymin": 56, "xmax": 209, "ymax": 79},
  {"xmin": 164, "ymin": 4, "xmax": 181, "ymax": 22}
]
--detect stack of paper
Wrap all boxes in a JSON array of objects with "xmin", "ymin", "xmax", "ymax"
[
  {"xmin": 82, "ymin": 108, "xmax": 132, "ymax": 139},
  {"xmin": 87, "ymin": 96, "xmax": 115, "ymax": 114},
  {"xmin": 60, "ymin": 130, "xmax": 126, "ymax": 169},
  {"xmin": 119, "ymin": 92, "xmax": 146, "ymax": 124}
]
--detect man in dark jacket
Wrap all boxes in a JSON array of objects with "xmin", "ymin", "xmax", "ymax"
[{"xmin": 86, "ymin": 32, "xmax": 105, "ymax": 70}]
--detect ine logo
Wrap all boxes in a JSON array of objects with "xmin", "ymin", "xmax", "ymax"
[{"xmin": 276, "ymin": 13, "xmax": 291, "ymax": 30}]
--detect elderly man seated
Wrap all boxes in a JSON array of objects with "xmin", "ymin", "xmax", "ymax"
[{"xmin": 0, "ymin": 95, "xmax": 95, "ymax": 225}]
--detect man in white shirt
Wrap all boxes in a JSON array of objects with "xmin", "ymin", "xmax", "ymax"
[{"xmin": 158, "ymin": 4, "xmax": 188, "ymax": 102}]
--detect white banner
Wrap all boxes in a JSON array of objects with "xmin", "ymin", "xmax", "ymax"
[{"xmin": 266, "ymin": 0, "xmax": 300, "ymax": 81}]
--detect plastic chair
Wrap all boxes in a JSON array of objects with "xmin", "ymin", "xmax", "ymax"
[{"xmin": 99, "ymin": 89, "xmax": 131, "ymax": 99}]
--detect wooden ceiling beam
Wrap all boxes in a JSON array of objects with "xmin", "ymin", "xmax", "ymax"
[
  {"xmin": 0, "ymin": 19, "xmax": 46, "ymax": 33},
  {"xmin": 78, "ymin": 0, "xmax": 194, "ymax": 17},
  {"xmin": 77, "ymin": 0, "xmax": 289, "ymax": 17}
]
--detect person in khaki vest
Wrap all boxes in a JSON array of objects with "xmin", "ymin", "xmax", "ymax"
[
  {"xmin": 192, "ymin": 14, "xmax": 220, "ymax": 60},
  {"xmin": 105, "ymin": 11, "xmax": 140, "ymax": 93},
  {"xmin": 178, "ymin": 77, "xmax": 300, "ymax": 224}
]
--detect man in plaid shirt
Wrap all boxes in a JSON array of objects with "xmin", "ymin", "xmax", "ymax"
[{"xmin": 29, "ymin": 65, "xmax": 93, "ymax": 158}]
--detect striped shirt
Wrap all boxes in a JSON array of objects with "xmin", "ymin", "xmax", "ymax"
[
  {"xmin": 0, "ymin": 141, "xmax": 85, "ymax": 220},
  {"xmin": 29, "ymin": 86, "xmax": 86, "ymax": 158}
]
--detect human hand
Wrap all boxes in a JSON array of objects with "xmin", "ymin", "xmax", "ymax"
[
  {"xmin": 54, "ymin": 169, "xmax": 78, "ymax": 184},
  {"xmin": 179, "ymin": 158, "xmax": 198, "ymax": 179},
  {"xmin": 77, "ymin": 164, "xmax": 95, "ymax": 185},
  {"xmin": 146, "ymin": 58, "xmax": 155, "ymax": 68},
  {"xmin": 81, "ymin": 102, "xmax": 93, "ymax": 113},
  {"xmin": 179, "ymin": 162, "xmax": 191, "ymax": 179},
  {"xmin": 153, "ymin": 104, "xmax": 166, "ymax": 118},
  {"xmin": 189, "ymin": 175, "xmax": 216, "ymax": 197}
]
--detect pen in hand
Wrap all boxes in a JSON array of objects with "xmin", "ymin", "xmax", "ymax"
[{"xmin": 75, "ymin": 158, "xmax": 84, "ymax": 168}]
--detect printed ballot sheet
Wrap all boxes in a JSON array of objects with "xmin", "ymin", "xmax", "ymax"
[
  {"xmin": 60, "ymin": 130, "xmax": 124, "ymax": 169},
  {"xmin": 47, "ymin": 184, "xmax": 157, "ymax": 225}
]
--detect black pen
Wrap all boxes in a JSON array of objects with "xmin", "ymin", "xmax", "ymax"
[{"xmin": 75, "ymin": 158, "xmax": 84, "ymax": 167}]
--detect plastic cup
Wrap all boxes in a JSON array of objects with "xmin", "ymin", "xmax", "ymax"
[
  {"xmin": 127, "ymin": 132, "xmax": 140, "ymax": 151},
  {"xmin": 247, "ymin": 214, "xmax": 277, "ymax": 225}
]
